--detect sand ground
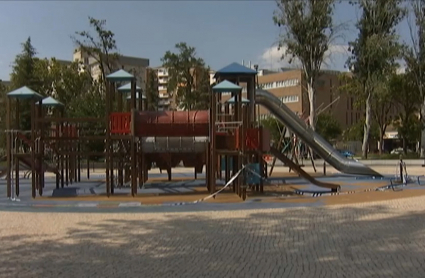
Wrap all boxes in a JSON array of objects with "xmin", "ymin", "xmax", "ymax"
[{"xmin": 1, "ymin": 195, "xmax": 425, "ymax": 278}]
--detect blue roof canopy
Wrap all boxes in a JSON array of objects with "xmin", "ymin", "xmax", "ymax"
[
  {"xmin": 36, "ymin": 96, "xmax": 64, "ymax": 107},
  {"xmin": 7, "ymin": 86, "xmax": 43, "ymax": 100},
  {"xmin": 106, "ymin": 69, "xmax": 134, "ymax": 82},
  {"xmin": 117, "ymin": 82, "xmax": 142, "ymax": 93},
  {"xmin": 212, "ymin": 80, "xmax": 242, "ymax": 93},
  {"xmin": 215, "ymin": 62, "xmax": 257, "ymax": 78},
  {"xmin": 126, "ymin": 92, "xmax": 146, "ymax": 100},
  {"xmin": 226, "ymin": 96, "xmax": 250, "ymax": 104}
]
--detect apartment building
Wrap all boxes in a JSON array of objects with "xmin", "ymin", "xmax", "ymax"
[
  {"xmin": 155, "ymin": 67, "xmax": 173, "ymax": 110},
  {"xmin": 73, "ymin": 48, "xmax": 149, "ymax": 91},
  {"xmin": 154, "ymin": 67, "xmax": 216, "ymax": 111}
]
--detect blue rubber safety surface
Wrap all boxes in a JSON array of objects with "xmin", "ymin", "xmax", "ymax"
[{"xmin": 0, "ymin": 172, "xmax": 421, "ymax": 213}]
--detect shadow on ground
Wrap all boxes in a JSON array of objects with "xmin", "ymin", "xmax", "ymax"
[{"xmin": 1, "ymin": 202, "xmax": 425, "ymax": 278}]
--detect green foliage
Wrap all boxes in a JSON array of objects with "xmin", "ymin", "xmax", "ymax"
[
  {"xmin": 68, "ymin": 81, "xmax": 106, "ymax": 155},
  {"xmin": 394, "ymin": 114, "xmax": 422, "ymax": 150},
  {"xmin": 48, "ymin": 59, "xmax": 93, "ymax": 111},
  {"xmin": 0, "ymin": 81, "xmax": 7, "ymax": 151},
  {"xmin": 260, "ymin": 116, "xmax": 285, "ymax": 145},
  {"xmin": 390, "ymin": 73, "xmax": 422, "ymax": 149},
  {"xmin": 72, "ymin": 17, "xmax": 119, "ymax": 89},
  {"xmin": 161, "ymin": 42, "xmax": 210, "ymax": 110},
  {"xmin": 403, "ymin": 0, "xmax": 425, "ymax": 100},
  {"xmin": 191, "ymin": 66, "xmax": 211, "ymax": 110},
  {"xmin": 145, "ymin": 68, "xmax": 159, "ymax": 111},
  {"xmin": 345, "ymin": 0, "xmax": 406, "ymax": 158},
  {"xmin": 9, "ymin": 37, "xmax": 45, "ymax": 131},
  {"xmin": 403, "ymin": 0, "xmax": 425, "ymax": 155},
  {"xmin": 315, "ymin": 112, "xmax": 342, "ymax": 142},
  {"xmin": 273, "ymin": 0, "xmax": 338, "ymax": 130},
  {"xmin": 343, "ymin": 118, "xmax": 379, "ymax": 142}
]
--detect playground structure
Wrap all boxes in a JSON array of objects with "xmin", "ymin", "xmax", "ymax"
[{"xmin": 2, "ymin": 62, "xmax": 382, "ymax": 200}]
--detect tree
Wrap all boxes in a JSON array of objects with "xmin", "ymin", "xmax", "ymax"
[
  {"xmin": 370, "ymin": 78, "xmax": 395, "ymax": 154},
  {"xmin": 47, "ymin": 59, "xmax": 93, "ymax": 112},
  {"xmin": 345, "ymin": 0, "xmax": 406, "ymax": 158},
  {"xmin": 0, "ymin": 81, "xmax": 7, "ymax": 151},
  {"xmin": 69, "ymin": 81, "xmax": 106, "ymax": 156},
  {"xmin": 395, "ymin": 114, "xmax": 422, "ymax": 153},
  {"xmin": 145, "ymin": 68, "xmax": 159, "ymax": 111},
  {"xmin": 72, "ymin": 17, "xmax": 119, "ymax": 89},
  {"xmin": 161, "ymin": 42, "xmax": 210, "ymax": 110},
  {"xmin": 191, "ymin": 65, "xmax": 211, "ymax": 110},
  {"xmin": 315, "ymin": 112, "xmax": 342, "ymax": 142},
  {"xmin": 273, "ymin": 0, "xmax": 339, "ymax": 131},
  {"xmin": 390, "ymin": 73, "xmax": 422, "ymax": 153},
  {"xmin": 9, "ymin": 37, "xmax": 45, "ymax": 131},
  {"xmin": 404, "ymin": 0, "xmax": 425, "ymax": 156},
  {"xmin": 343, "ymin": 118, "xmax": 379, "ymax": 143}
]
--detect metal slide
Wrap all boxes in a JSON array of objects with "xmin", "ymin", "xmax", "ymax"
[
  {"xmin": 255, "ymin": 89, "xmax": 382, "ymax": 177},
  {"xmin": 269, "ymin": 146, "xmax": 340, "ymax": 191}
]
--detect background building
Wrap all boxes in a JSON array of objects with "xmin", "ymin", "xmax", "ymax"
[
  {"xmin": 155, "ymin": 67, "xmax": 173, "ymax": 111},
  {"xmin": 220, "ymin": 66, "xmax": 360, "ymax": 131},
  {"xmin": 73, "ymin": 48, "xmax": 149, "ymax": 91}
]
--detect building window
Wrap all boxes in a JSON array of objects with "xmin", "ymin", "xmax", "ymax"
[
  {"xmin": 279, "ymin": 95, "xmax": 299, "ymax": 103},
  {"xmin": 259, "ymin": 78, "xmax": 300, "ymax": 90}
]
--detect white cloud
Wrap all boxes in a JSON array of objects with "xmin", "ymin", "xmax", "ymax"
[{"xmin": 257, "ymin": 44, "xmax": 350, "ymax": 71}]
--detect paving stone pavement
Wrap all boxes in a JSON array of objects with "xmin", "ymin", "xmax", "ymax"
[{"xmin": 1, "ymin": 195, "xmax": 425, "ymax": 278}]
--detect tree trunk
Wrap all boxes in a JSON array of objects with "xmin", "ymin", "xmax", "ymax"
[
  {"xmin": 421, "ymin": 102, "xmax": 425, "ymax": 157},
  {"xmin": 378, "ymin": 134, "xmax": 382, "ymax": 156},
  {"xmin": 362, "ymin": 94, "xmax": 372, "ymax": 159},
  {"xmin": 307, "ymin": 81, "xmax": 316, "ymax": 131},
  {"xmin": 403, "ymin": 137, "xmax": 407, "ymax": 154},
  {"xmin": 307, "ymin": 81, "xmax": 316, "ymax": 159}
]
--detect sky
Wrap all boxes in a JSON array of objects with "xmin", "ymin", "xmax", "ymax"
[{"xmin": 0, "ymin": 1, "xmax": 415, "ymax": 81}]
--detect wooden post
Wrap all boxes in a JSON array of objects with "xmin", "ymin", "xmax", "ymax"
[
  {"xmin": 209, "ymin": 92, "xmax": 217, "ymax": 193},
  {"xmin": 77, "ymin": 125, "xmax": 81, "ymax": 182},
  {"xmin": 130, "ymin": 79, "xmax": 137, "ymax": 196},
  {"xmin": 105, "ymin": 81, "xmax": 111, "ymax": 197},
  {"xmin": 65, "ymin": 123, "xmax": 69, "ymax": 186},
  {"xmin": 6, "ymin": 97, "xmax": 11, "ymax": 198},
  {"xmin": 38, "ymin": 99, "xmax": 44, "ymax": 196},
  {"xmin": 60, "ymin": 111, "xmax": 65, "ymax": 188},
  {"xmin": 30, "ymin": 100, "xmax": 36, "ymax": 198},
  {"xmin": 55, "ymin": 119, "xmax": 60, "ymax": 189}
]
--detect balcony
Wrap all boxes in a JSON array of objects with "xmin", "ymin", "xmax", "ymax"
[
  {"xmin": 157, "ymin": 70, "xmax": 168, "ymax": 77},
  {"xmin": 158, "ymin": 78, "xmax": 168, "ymax": 84},
  {"xmin": 159, "ymin": 93, "xmax": 169, "ymax": 99},
  {"xmin": 158, "ymin": 100, "xmax": 171, "ymax": 106}
]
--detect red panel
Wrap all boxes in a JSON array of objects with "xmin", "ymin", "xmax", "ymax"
[
  {"xmin": 245, "ymin": 128, "xmax": 260, "ymax": 150},
  {"xmin": 135, "ymin": 110, "xmax": 209, "ymax": 137},
  {"xmin": 110, "ymin": 113, "xmax": 131, "ymax": 134}
]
